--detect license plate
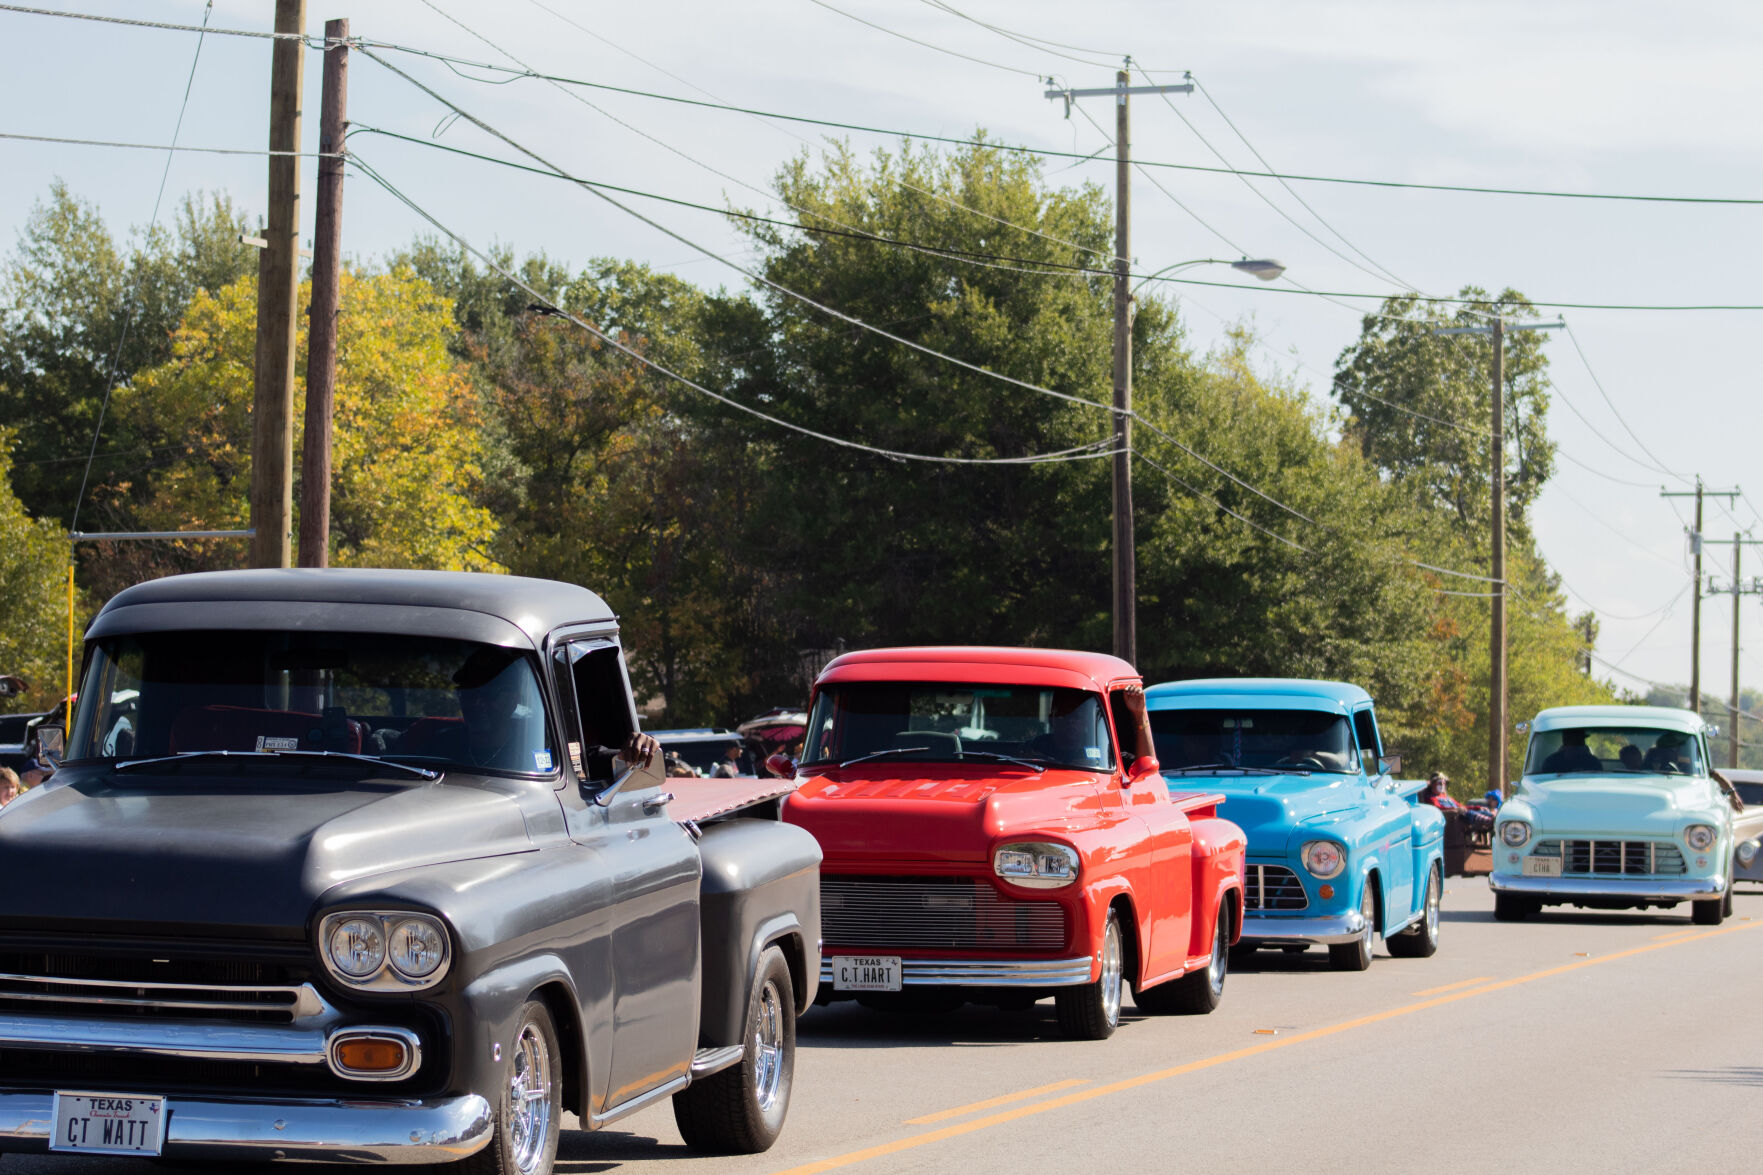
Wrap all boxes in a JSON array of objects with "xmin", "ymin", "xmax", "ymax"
[
  {"xmin": 1523, "ymin": 856, "xmax": 1562, "ymax": 877},
  {"xmin": 832, "ymin": 955, "xmax": 902, "ymax": 992},
  {"xmin": 50, "ymin": 1092, "xmax": 166, "ymax": 1156}
]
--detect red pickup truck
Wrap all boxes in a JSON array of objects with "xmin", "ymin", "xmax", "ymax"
[{"xmin": 777, "ymin": 647, "xmax": 1246, "ymax": 1039}]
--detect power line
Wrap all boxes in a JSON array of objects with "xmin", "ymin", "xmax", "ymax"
[
  {"xmin": 916, "ymin": 0, "xmax": 1123, "ymax": 66},
  {"xmin": 0, "ymin": 2, "xmax": 312, "ymax": 42},
  {"xmin": 350, "ymin": 37, "xmax": 1763, "ymax": 207},
  {"xmin": 1561, "ymin": 323, "xmax": 1690, "ymax": 486},
  {"xmin": 802, "ymin": 0, "xmax": 1047, "ymax": 79},
  {"xmin": 70, "ymin": 0, "xmax": 214, "ymax": 535},
  {"xmin": 0, "ymin": 130, "xmax": 334, "ymax": 157},
  {"xmin": 349, "ymin": 154, "xmax": 1117, "ymax": 468}
]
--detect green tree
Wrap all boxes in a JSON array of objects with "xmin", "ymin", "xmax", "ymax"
[{"xmin": 0, "ymin": 429, "xmax": 74, "ymax": 712}]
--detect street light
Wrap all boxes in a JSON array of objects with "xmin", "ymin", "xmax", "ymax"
[{"xmin": 1110, "ymin": 256, "xmax": 1287, "ymax": 666}]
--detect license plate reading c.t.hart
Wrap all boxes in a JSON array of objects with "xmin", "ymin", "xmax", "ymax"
[
  {"xmin": 833, "ymin": 955, "xmax": 902, "ymax": 992},
  {"xmin": 50, "ymin": 1092, "xmax": 167, "ymax": 1156}
]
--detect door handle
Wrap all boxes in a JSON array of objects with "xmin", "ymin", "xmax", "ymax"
[{"xmin": 642, "ymin": 792, "xmax": 674, "ymax": 814}]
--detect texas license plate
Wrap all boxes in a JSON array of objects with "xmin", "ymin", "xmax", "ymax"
[
  {"xmin": 832, "ymin": 955, "xmax": 902, "ymax": 992},
  {"xmin": 50, "ymin": 1092, "xmax": 166, "ymax": 1156},
  {"xmin": 1523, "ymin": 856, "xmax": 1562, "ymax": 877}
]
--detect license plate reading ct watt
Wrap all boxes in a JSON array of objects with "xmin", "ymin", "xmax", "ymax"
[
  {"xmin": 1523, "ymin": 856, "xmax": 1562, "ymax": 877},
  {"xmin": 50, "ymin": 1092, "xmax": 167, "ymax": 1157},
  {"xmin": 833, "ymin": 955, "xmax": 902, "ymax": 992}
]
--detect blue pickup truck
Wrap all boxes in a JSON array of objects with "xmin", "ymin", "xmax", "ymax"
[{"xmin": 1143, "ymin": 679, "xmax": 1444, "ymax": 971}]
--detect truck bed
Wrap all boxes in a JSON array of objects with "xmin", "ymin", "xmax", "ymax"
[{"xmin": 667, "ymin": 775, "xmax": 799, "ymax": 824}]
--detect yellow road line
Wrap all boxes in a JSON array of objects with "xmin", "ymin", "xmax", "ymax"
[
  {"xmin": 772, "ymin": 919, "xmax": 1762, "ymax": 1175},
  {"xmin": 904, "ymin": 1079, "xmax": 1090, "ymax": 1125},
  {"xmin": 1411, "ymin": 976, "xmax": 1494, "ymax": 996}
]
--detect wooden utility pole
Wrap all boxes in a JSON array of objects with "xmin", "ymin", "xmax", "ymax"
[
  {"xmin": 250, "ymin": 0, "xmax": 306, "ymax": 569},
  {"xmin": 1434, "ymin": 314, "xmax": 1561, "ymax": 797},
  {"xmin": 1705, "ymin": 533, "xmax": 1763, "ymax": 767},
  {"xmin": 299, "ymin": 17, "xmax": 347, "ymax": 569},
  {"xmin": 1662, "ymin": 478, "xmax": 1739, "ymax": 714},
  {"xmin": 1045, "ymin": 65, "xmax": 1192, "ymax": 666}
]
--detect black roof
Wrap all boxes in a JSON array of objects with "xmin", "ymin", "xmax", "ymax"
[{"xmin": 89, "ymin": 569, "xmax": 616, "ymax": 647}]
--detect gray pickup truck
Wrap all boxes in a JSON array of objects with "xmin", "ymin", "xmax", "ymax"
[{"xmin": 0, "ymin": 569, "xmax": 821, "ymax": 1174}]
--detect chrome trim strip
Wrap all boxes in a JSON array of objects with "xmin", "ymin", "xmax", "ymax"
[
  {"xmin": 325, "ymin": 1026, "xmax": 423, "ymax": 1082},
  {"xmin": 590, "ymin": 1074, "xmax": 691, "ymax": 1129},
  {"xmin": 819, "ymin": 955, "xmax": 1094, "ymax": 988},
  {"xmin": 0, "ymin": 1090, "xmax": 491, "ymax": 1163},
  {"xmin": 1238, "ymin": 910, "xmax": 1369, "ymax": 946},
  {"xmin": 1488, "ymin": 873, "xmax": 1726, "ymax": 899},
  {"xmin": 0, "ymin": 974, "xmax": 325, "ymax": 1020},
  {"xmin": 0, "ymin": 1011, "xmax": 331, "ymax": 1065},
  {"xmin": 689, "ymin": 1044, "xmax": 745, "ymax": 1078}
]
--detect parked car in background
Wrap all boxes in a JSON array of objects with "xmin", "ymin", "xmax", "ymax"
[
  {"xmin": 1143, "ymin": 679, "xmax": 1446, "ymax": 971},
  {"xmin": 1491, "ymin": 705, "xmax": 1734, "ymax": 923},
  {"xmin": 0, "ymin": 570, "xmax": 822, "ymax": 1172},
  {"xmin": 0, "ymin": 711, "xmax": 43, "ymax": 774},
  {"xmin": 654, "ymin": 728, "xmax": 751, "ymax": 776},
  {"xmin": 1722, "ymin": 768, "xmax": 1763, "ymax": 886},
  {"xmin": 780, "ymin": 647, "xmax": 1246, "ymax": 1040}
]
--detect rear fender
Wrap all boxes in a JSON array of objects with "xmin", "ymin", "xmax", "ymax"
[{"xmin": 695, "ymin": 818, "xmax": 822, "ymax": 1046}]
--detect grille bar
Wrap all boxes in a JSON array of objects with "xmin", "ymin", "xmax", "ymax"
[
  {"xmin": 1245, "ymin": 865, "xmax": 1308, "ymax": 911},
  {"xmin": 821, "ymin": 876, "xmax": 1066, "ymax": 951},
  {"xmin": 0, "ymin": 971, "xmax": 323, "ymax": 1023},
  {"xmin": 1535, "ymin": 839, "xmax": 1686, "ymax": 876}
]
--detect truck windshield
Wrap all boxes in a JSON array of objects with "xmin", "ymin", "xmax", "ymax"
[
  {"xmin": 1148, "ymin": 708, "xmax": 1360, "ymax": 774},
  {"xmin": 1524, "ymin": 726, "xmax": 1704, "ymax": 777},
  {"xmin": 70, "ymin": 631, "xmax": 557, "ymax": 776},
  {"xmin": 804, "ymin": 682, "xmax": 1114, "ymax": 770}
]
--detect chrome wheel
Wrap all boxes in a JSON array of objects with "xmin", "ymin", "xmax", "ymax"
[
  {"xmin": 508, "ymin": 1021, "xmax": 553, "ymax": 1175},
  {"xmin": 753, "ymin": 978, "xmax": 785, "ymax": 1113},
  {"xmin": 1100, "ymin": 916, "xmax": 1124, "ymax": 1027},
  {"xmin": 1206, "ymin": 908, "xmax": 1228, "ymax": 996},
  {"xmin": 1425, "ymin": 869, "xmax": 1441, "ymax": 939}
]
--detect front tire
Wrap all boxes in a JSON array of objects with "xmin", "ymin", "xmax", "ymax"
[
  {"xmin": 1137, "ymin": 900, "xmax": 1229, "ymax": 1014},
  {"xmin": 1328, "ymin": 880, "xmax": 1376, "ymax": 971},
  {"xmin": 1388, "ymin": 864, "xmax": 1442, "ymax": 959},
  {"xmin": 1692, "ymin": 888, "xmax": 1728, "ymax": 926},
  {"xmin": 1493, "ymin": 892, "xmax": 1538, "ymax": 921},
  {"xmin": 459, "ymin": 1000, "xmax": 561, "ymax": 1175},
  {"xmin": 1055, "ymin": 908, "xmax": 1124, "ymax": 1039},
  {"xmin": 673, "ymin": 945, "xmax": 796, "ymax": 1154}
]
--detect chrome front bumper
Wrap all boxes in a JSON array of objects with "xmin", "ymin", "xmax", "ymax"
[
  {"xmin": 1239, "ymin": 910, "xmax": 1368, "ymax": 946},
  {"xmin": 1488, "ymin": 873, "xmax": 1727, "ymax": 900},
  {"xmin": 820, "ymin": 955, "xmax": 1094, "ymax": 988},
  {"xmin": 0, "ymin": 1090, "xmax": 492, "ymax": 1163}
]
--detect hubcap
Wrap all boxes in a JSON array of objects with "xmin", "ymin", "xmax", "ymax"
[
  {"xmin": 1425, "ymin": 869, "xmax": 1441, "ymax": 940},
  {"xmin": 1359, "ymin": 885, "xmax": 1376, "ymax": 954},
  {"xmin": 1207, "ymin": 911, "xmax": 1228, "ymax": 995},
  {"xmin": 753, "ymin": 979, "xmax": 785, "ymax": 1113},
  {"xmin": 1100, "ymin": 919, "xmax": 1123, "ymax": 1026},
  {"xmin": 507, "ymin": 1022, "xmax": 552, "ymax": 1175}
]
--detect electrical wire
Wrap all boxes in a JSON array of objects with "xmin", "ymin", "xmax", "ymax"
[
  {"xmin": 1135, "ymin": 450, "xmax": 1314, "ymax": 554},
  {"xmin": 802, "ymin": 0, "xmax": 1047, "ymax": 79},
  {"xmin": 69, "ymin": 0, "xmax": 214, "ymax": 535},
  {"xmin": 0, "ymin": 2, "xmax": 312, "ymax": 42},
  {"xmin": 0, "ymin": 130, "xmax": 333, "ymax": 157},
  {"xmin": 348, "ymin": 153, "xmax": 1116, "ymax": 468},
  {"xmin": 1561, "ymin": 323, "xmax": 1691, "ymax": 487},
  {"xmin": 916, "ymin": 0, "xmax": 1123, "ymax": 67}
]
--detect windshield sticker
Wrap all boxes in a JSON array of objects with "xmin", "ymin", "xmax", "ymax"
[
  {"xmin": 534, "ymin": 749, "xmax": 554, "ymax": 772},
  {"xmin": 567, "ymin": 741, "xmax": 583, "ymax": 774},
  {"xmin": 255, "ymin": 735, "xmax": 300, "ymax": 752},
  {"xmin": 1085, "ymin": 746, "xmax": 1103, "ymax": 760}
]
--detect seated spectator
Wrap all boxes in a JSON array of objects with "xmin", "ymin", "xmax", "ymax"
[
  {"xmin": 0, "ymin": 766, "xmax": 18, "ymax": 807},
  {"xmin": 1618, "ymin": 744, "xmax": 1644, "ymax": 771},
  {"xmin": 1540, "ymin": 729, "xmax": 1601, "ymax": 774},
  {"xmin": 19, "ymin": 757, "xmax": 53, "ymax": 791},
  {"xmin": 665, "ymin": 751, "xmax": 698, "ymax": 778},
  {"xmin": 1642, "ymin": 731, "xmax": 1691, "ymax": 773},
  {"xmin": 711, "ymin": 741, "xmax": 744, "ymax": 778},
  {"xmin": 1421, "ymin": 772, "xmax": 1462, "ymax": 811}
]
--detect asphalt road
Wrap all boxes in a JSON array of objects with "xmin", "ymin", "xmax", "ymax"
[{"xmin": 13, "ymin": 882, "xmax": 1763, "ymax": 1175}]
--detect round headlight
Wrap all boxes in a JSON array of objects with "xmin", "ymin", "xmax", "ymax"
[
  {"xmin": 327, "ymin": 917, "xmax": 386, "ymax": 979},
  {"xmin": 388, "ymin": 918, "xmax": 447, "ymax": 979},
  {"xmin": 1738, "ymin": 839, "xmax": 1760, "ymax": 867},
  {"xmin": 1685, "ymin": 824, "xmax": 1717, "ymax": 852},
  {"xmin": 1301, "ymin": 840, "xmax": 1346, "ymax": 880},
  {"xmin": 1500, "ymin": 821, "xmax": 1532, "ymax": 848}
]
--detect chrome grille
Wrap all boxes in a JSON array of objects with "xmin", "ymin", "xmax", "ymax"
[
  {"xmin": 0, "ymin": 971, "xmax": 321, "ymax": 1023},
  {"xmin": 1533, "ymin": 839, "xmax": 1686, "ymax": 876},
  {"xmin": 1246, "ymin": 865, "xmax": 1309, "ymax": 911},
  {"xmin": 821, "ymin": 876, "xmax": 1066, "ymax": 951}
]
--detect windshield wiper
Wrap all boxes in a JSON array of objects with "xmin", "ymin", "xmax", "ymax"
[
  {"xmin": 1166, "ymin": 762, "xmax": 1305, "ymax": 776},
  {"xmin": 114, "ymin": 749, "xmax": 439, "ymax": 781},
  {"xmin": 833, "ymin": 746, "xmax": 932, "ymax": 768},
  {"xmin": 950, "ymin": 749, "xmax": 1046, "ymax": 773}
]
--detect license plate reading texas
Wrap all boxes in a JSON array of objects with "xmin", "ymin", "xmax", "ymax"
[
  {"xmin": 833, "ymin": 955, "xmax": 902, "ymax": 992},
  {"xmin": 1523, "ymin": 856, "xmax": 1562, "ymax": 877},
  {"xmin": 50, "ymin": 1093, "xmax": 166, "ymax": 1156}
]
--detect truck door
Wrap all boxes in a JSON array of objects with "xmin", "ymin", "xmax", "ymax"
[
  {"xmin": 553, "ymin": 637, "xmax": 701, "ymax": 1113},
  {"xmin": 1354, "ymin": 705, "xmax": 1413, "ymax": 928},
  {"xmin": 1111, "ymin": 684, "xmax": 1192, "ymax": 979}
]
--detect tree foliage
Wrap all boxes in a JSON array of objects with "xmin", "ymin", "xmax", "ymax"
[{"xmin": 0, "ymin": 430, "xmax": 73, "ymax": 712}]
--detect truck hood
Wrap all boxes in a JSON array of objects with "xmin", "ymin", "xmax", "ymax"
[
  {"xmin": 783, "ymin": 765, "xmax": 1105, "ymax": 863},
  {"xmin": 1167, "ymin": 774, "xmax": 1361, "ymax": 848},
  {"xmin": 0, "ymin": 769, "xmax": 535, "ymax": 934},
  {"xmin": 1517, "ymin": 774, "xmax": 1722, "ymax": 831}
]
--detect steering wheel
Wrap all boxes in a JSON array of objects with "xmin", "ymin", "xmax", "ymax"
[{"xmin": 1276, "ymin": 754, "xmax": 1327, "ymax": 770}]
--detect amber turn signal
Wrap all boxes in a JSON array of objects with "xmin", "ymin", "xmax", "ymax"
[
  {"xmin": 335, "ymin": 1037, "xmax": 408, "ymax": 1073},
  {"xmin": 1318, "ymin": 884, "xmax": 1334, "ymax": 900}
]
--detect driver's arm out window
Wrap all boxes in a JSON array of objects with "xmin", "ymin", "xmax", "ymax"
[{"xmin": 552, "ymin": 640, "xmax": 635, "ymax": 782}]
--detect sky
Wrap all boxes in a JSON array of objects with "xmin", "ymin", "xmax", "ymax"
[{"xmin": 2, "ymin": 0, "xmax": 1760, "ymax": 700}]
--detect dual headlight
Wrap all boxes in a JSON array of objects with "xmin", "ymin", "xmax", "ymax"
[
  {"xmin": 319, "ymin": 911, "xmax": 452, "ymax": 992},
  {"xmin": 1300, "ymin": 840, "xmax": 1346, "ymax": 879},
  {"xmin": 1500, "ymin": 820, "xmax": 1532, "ymax": 848},
  {"xmin": 993, "ymin": 841, "xmax": 1079, "ymax": 889},
  {"xmin": 1738, "ymin": 839, "xmax": 1761, "ymax": 867},
  {"xmin": 1684, "ymin": 824, "xmax": 1717, "ymax": 853}
]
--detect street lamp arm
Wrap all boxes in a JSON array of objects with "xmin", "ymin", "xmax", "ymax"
[{"xmin": 1130, "ymin": 256, "xmax": 1286, "ymax": 297}]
